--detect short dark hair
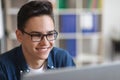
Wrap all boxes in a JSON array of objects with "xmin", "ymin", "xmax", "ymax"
[{"xmin": 17, "ymin": 1, "xmax": 54, "ymax": 31}]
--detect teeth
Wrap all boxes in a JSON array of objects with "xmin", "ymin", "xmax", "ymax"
[
  {"xmin": 37, "ymin": 47, "xmax": 47, "ymax": 49},
  {"xmin": 37, "ymin": 48, "xmax": 48, "ymax": 50},
  {"xmin": 36, "ymin": 47, "xmax": 49, "ymax": 51}
]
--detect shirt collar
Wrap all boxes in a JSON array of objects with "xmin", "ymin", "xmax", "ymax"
[
  {"xmin": 16, "ymin": 45, "xmax": 28, "ymax": 72},
  {"xmin": 16, "ymin": 45, "xmax": 55, "ymax": 73},
  {"xmin": 47, "ymin": 48, "xmax": 55, "ymax": 69}
]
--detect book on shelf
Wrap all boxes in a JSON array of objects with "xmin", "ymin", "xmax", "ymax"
[
  {"xmin": 83, "ymin": 0, "xmax": 102, "ymax": 10},
  {"xmin": 66, "ymin": 39, "xmax": 76, "ymax": 57},
  {"xmin": 59, "ymin": 39, "xmax": 76, "ymax": 57},
  {"xmin": 58, "ymin": 0, "xmax": 67, "ymax": 8},
  {"xmin": 59, "ymin": 14, "xmax": 76, "ymax": 33},
  {"xmin": 80, "ymin": 13, "xmax": 101, "ymax": 33}
]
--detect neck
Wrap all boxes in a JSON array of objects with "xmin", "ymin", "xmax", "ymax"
[
  {"xmin": 28, "ymin": 59, "xmax": 46, "ymax": 69},
  {"xmin": 22, "ymin": 48, "xmax": 46, "ymax": 69},
  {"xmin": 26, "ymin": 55, "xmax": 46, "ymax": 69}
]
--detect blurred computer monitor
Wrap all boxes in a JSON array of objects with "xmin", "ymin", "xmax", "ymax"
[{"xmin": 22, "ymin": 62, "xmax": 120, "ymax": 80}]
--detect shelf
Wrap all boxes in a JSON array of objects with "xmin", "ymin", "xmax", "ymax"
[
  {"xmin": 76, "ymin": 54, "xmax": 99, "ymax": 62},
  {"xmin": 58, "ymin": 33, "xmax": 102, "ymax": 39}
]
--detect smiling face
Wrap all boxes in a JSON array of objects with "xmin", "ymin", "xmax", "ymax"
[{"xmin": 16, "ymin": 15, "xmax": 55, "ymax": 61}]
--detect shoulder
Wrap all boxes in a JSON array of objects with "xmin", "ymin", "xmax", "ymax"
[
  {"xmin": 49, "ymin": 47, "xmax": 76, "ymax": 67},
  {"xmin": 51, "ymin": 47, "xmax": 70, "ymax": 57},
  {"xmin": 0, "ymin": 49, "xmax": 18, "ymax": 80},
  {"xmin": 0, "ymin": 47, "xmax": 19, "ymax": 66},
  {"xmin": 50, "ymin": 47, "xmax": 74, "ymax": 63},
  {"xmin": 0, "ymin": 47, "xmax": 20, "ymax": 77}
]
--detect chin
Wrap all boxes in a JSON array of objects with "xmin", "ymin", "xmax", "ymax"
[
  {"xmin": 39, "ymin": 56, "xmax": 48, "ymax": 60},
  {"xmin": 38, "ymin": 54, "xmax": 49, "ymax": 60},
  {"xmin": 35, "ymin": 49, "xmax": 52, "ymax": 59}
]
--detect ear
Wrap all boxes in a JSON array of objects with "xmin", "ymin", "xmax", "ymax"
[{"xmin": 16, "ymin": 29, "xmax": 23, "ymax": 43}]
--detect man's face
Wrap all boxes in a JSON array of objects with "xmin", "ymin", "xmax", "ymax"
[{"xmin": 16, "ymin": 15, "xmax": 55, "ymax": 60}]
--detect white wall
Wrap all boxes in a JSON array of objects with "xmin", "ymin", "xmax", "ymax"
[{"xmin": 103, "ymin": 0, "xmax": 120, "ymax": 61}]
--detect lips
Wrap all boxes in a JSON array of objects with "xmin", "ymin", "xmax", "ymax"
[{"xmin": 36, "ymin": 47, "xmax": 50, "ymax": 52}]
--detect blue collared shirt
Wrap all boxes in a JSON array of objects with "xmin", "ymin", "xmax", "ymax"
[{"xmin": 0, "ymin": 45, "xmax": 75, "ymax": 80}]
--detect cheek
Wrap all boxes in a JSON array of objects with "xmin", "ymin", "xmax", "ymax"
[
  {"xmin": 21, "ymin": 37, "xmax": 34, "ymax": 48},
  {"xmin": 22, "ymin": 35, "xmax": 33, "ymax": 44},
  {"xmin": 50, "ymin": 41, "xmax": 55, "ymax": 46},
  {"xmin": 23, "ymin": 41, "xmax": 36, "ymax": 53}
]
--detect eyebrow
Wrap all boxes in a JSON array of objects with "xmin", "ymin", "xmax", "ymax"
[{"xmin": 30, "ymin": 30, "xmax": 55, "ymax": 34}]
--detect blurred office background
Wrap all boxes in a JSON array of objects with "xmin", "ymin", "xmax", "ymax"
[{"xmin": 0, "ymin": 0, "xmax": 120, "ymax": 67}]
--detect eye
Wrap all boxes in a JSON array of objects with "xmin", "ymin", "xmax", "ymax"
[{"xmin": 47, "ymin": 33, "xmax": 54, "ymax": 36}]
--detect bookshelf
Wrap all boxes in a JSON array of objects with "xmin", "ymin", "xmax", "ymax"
[
  {"xmin": 3, "ymin": 0, "xmax": 103, "ymax": 67},
  {"xmin": 56, "ymin": 0, "xmax": 103, "ymax": 67}
]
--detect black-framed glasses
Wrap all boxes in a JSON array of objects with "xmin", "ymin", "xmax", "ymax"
[{"xmin": 22, "ymin": 30, "xmax": 58, "ymax": 42}]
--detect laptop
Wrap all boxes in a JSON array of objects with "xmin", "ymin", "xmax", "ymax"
[{"xmin": 22, "ymin": 62, "xmax": 120, "ymax": 80}]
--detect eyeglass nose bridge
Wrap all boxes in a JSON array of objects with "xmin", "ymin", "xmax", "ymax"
[{"xmin": 40, "ymin": 34, "xmax": 48, "ymax": 41}]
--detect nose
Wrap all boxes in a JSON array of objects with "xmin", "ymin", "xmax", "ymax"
[{"xmin": 39, "ymin": 36, "xmax": 49, "ymax": 45}]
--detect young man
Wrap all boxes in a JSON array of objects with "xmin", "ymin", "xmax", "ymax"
[{"xmin": 0, "ymin": 1, "xmax": 75, "ymax": 80}]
